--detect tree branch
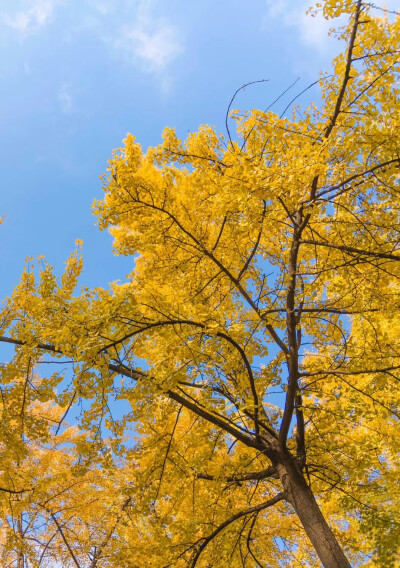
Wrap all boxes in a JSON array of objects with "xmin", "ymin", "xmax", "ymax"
[
  {"xmin": 299, "ymin": 239, "xmax": 400, "ymax": 261},
  {"xmin": 197, "ymin": 465, "xmax": 277, "ymax": 483},
  {"xmin": 190, "ymin": 493, "xmax": 284, "ymax": 568},
  {"xmin": 324, "ymin": 0, "xmax": 363, "ymax": 138},
  {"xmin": 50, "ymin": 513, "xmax": 82, "ymax": 568}
]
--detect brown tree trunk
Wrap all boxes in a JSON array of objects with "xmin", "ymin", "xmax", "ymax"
[
  {"xmin": 17, "ymin": 514, "xmax": 24, "ymax": 568},
  {"xmin": 276, "ymin": 452, "xmax": 351, "ymax": 568}
]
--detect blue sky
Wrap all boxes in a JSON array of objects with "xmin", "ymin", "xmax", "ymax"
[{"xmin": 0, "ymin": 0, "xmax": 365, "ymax": 297}]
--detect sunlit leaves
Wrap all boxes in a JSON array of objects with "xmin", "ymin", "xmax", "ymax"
[{"xmin": 0, "ymin": 1, "xmax": 399, "ymax": 566}]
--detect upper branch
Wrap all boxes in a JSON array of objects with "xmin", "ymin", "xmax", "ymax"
[
  {"xmin": 105, "ymin": 319, "xmax": 264, "ymax": 439},
  {"xmin": 114, "ymin": 178, "xmax": 288, "ymax": 355},
  {"xmin": 279, "ymin": 210, "xmax": 307, "ymax": 447},
  {"xmin": 324, "ymin": 0, "xmax": 363, "ymax": 138}
]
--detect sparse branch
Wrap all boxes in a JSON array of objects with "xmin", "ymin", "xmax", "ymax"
[
  {"xmin": 246, "ymin": 513, "xmax": 267, "ymax": 568},
  {"xmin": 190, "ymin": 493, "xmax": 284, "ymax": 568},
  {"xmin": 55, "ymin": 389, "xmax": 77, "ymax": 435},
  {"xmin": 225, "ymin": 79, "xmax": 269, "ymax": 148},
  {"xmin": 38, "ymin": 528, "xmax": 60, "ymax": 567},
  {"xmin": 89, "ymin": 497, "xmax": 131, "ymax": 568},
  {"xmin": 50, "ymin": 513, "xmax": 82, "ymax": 568}
]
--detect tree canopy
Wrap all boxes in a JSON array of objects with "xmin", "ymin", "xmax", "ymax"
[{"xmin": 0, "ymin": 1, "xmax": 400, "ymax": 567}]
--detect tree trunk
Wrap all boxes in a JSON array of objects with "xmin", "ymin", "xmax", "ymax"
[
  {"xmin": 276, "ymin": 453, "xmax": 351, "ymax": 568},
  {"xmin": 17, "ymin": 514, "xmax": 24, "ymax": 568}
]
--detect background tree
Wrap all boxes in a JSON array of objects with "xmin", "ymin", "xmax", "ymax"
[
  {"xmin": 0, "ymin": 351, "xmax": 140, "ymax": 568},
  {"xmin": 0, "ymin": 1, "xmax": 400, "ymax": 566}
]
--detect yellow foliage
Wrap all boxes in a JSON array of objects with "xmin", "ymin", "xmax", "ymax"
[{"xmin": 0, "ymin": 2, "xmax": 400, "ymax": 567}]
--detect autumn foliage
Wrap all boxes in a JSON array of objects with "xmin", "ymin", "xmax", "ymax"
[{"xmin": 0, "ymin": 1, "xmax": 400, "ymax": 567}]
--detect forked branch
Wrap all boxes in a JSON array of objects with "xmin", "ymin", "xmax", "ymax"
[{"xmin": 190, "ymin": 493, "xmax": 284, "ymax": 568}]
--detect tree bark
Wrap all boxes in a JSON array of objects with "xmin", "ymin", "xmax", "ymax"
[
  {"xmin": 276, "ymin": 452, "xmax": 351, "ymax": 568},
  {"xmin": 17, "ymin": 514, "xmax": 24, "ymax": 568}
]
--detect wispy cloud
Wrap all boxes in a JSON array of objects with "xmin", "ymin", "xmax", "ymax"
[
  {"xmin": 120, "ymin": 23, "xmax": 183, "ymax": 72},
  {"xmin": 2, "ymin": 0, "xmax": 184, "ymax": 90},
  {"xmin": 110, "ymin": 0, "xmax": 184, "ymax": 91},
  {"xmin": 1, "ymin": 0, "xmax": 56, "ymax": 35},
  {"xmin": 264, "ymin": 0, "xmax": 400, "ymax": 50},
  {"xmin": 84, "ymin": 0, "xmax": 115, "ymax": 16},
  {"xmin": 58, "ymin": 83, "xmax": 73, "ymax": 114},
  {"xmin": 263, "ymin": 1, "xmax": 334, "ymax": 50}
]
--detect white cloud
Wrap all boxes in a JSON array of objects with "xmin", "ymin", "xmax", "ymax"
[
  {"xmin": 1, "ymin": 0, "xmax": 56, "ymax": 35},
  {"xmin": 299, "ymin": 9, "xmax": 332, "ymax": 48},
  {"xmin": 121, "ymin": 23, "xmax": 183, "ymax": 72},
  {"xmin": 58, "ymin": 83, "xmax": 73, "ymax": 114},
  {"xmin": 110, "ymin": 0, "xmax": 184, "ymax": 86},
  {"xmin": 84, "ymin": 0, "xmax": 115, "ymax": 16},
  {"xmin": 370, "ymin": 1, "xmax": 399, "ymax": 19},
  {"xmin": 112, "ymin": 2, "xmax": 184, "ymax": 93},
  {"xmin": 264, "ymin": 1, "xmax": 400, "ymax": 49},
  {"xmin": 263, "ymin": 1, "xmax": 335, "ymax": 50}
]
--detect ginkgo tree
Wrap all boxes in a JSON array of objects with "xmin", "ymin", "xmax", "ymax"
[{"xmin": 1, "ymin": 0, "xmax": 400, "ymax": 566}]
